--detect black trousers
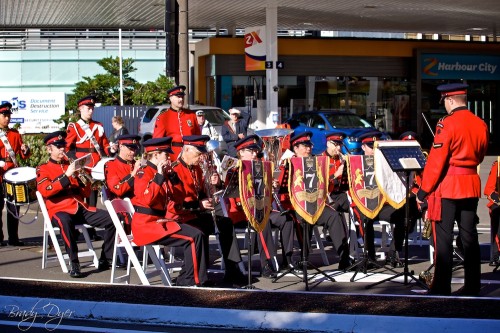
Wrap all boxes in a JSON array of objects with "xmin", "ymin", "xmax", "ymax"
[
  {"xmin": 269, "ymin": 210, "xmax": 295, "ymax": 266},
  {"xmin": 52, "ymin": 206, "xmax": 115, "ymax": 263},
  {"xmin": 295, "ymin": 205, "xmax": 348, "ymax": 259},
  {"xmin": 490, "ymin": 207, "xmax": 500, "ymax": 260},
  {"xmin": 155, "ymin": 223, "xmax": 208, "ymax": 286},
  {"xmin": 187, "ymin": 213, "xmax": 242, "ymax": 266},
  {"xmin": 432, "ymin": 198, "xmax": 480, "ymax": 295},
  {"xmin": 355, "ymin": 205, "xmax": 396, "ymax": 259},
  {"xmin": 233, "ymin": 219, "xmax": 277, "ymax": 270}
]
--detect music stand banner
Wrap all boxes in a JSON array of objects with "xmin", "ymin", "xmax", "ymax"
[
  {"xmin": 346, "ymin": 155, "xmax": 386, "ymax": 219},
  {"xmin": 288, "ymin": 156, "xmax": 329, "ymax": 224},
  {"xmin": 239, "ymin": 160, "xmax": 273, "ymax": 233},
  {"xmin": 374, "ymin": 144, "xmax": 406, "ymax": 209}
]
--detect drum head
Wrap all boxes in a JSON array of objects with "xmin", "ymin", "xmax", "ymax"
[{"xmin": 4, "ymin": 167, "xmax": 37, "ymax": 183}]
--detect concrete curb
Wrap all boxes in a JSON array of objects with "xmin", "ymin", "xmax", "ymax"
[{"xmin": 1, "ymin": 295, "xmax": 500, "ymax": 332}]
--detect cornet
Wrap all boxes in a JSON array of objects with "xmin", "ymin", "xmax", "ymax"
[{"xmin": 62, "ymin": 152, "xmax": 93, "ymax": 186}]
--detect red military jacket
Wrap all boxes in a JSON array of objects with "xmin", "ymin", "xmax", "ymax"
[
  {"xmin": 104, "ymin": 156, "xmax": 135, "ymax": 199},
  {"xmin": 0, "ymin": 128, "xmax": 30, "ymax": 182},
  {"xmin": 166, "ymin": 159, "xmax": 206, "ymax": 223},
  {"xmin": 36, "ymin": 158, "xmax": 93, "ymax": 220},
  {"xmin": 322, "ymin": 151, "xmax": 348, "ymax": 194},
  {"xmin": 222, "ymin": 167, "xmax": 247, "ymax": 224},
  {"xmin": 152, "ymin": 108, "xmax": 200, "ymax": 158},
  {"xmin": 66, "ymin": 119, "xmax": 111, "ymax": 168},
  {"xmin": 484, "ymin": 160, "xmax": 499, "ymax": 209},
  {"xmin": 419, "ymin": 107, "xmax": 488, "ymax": 200},
  {"xmin": 131, "ymin": 161, "xmax": 181, "ymax": 246}
]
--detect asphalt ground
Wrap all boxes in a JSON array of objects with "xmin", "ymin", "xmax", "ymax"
[{"xmin": 0, "ymin": 156, "xmax": 499, "ymax": 331}]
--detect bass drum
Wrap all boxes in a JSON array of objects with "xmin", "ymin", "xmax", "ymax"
[
  {"xmin": 91, "ymin": 157, "xmax": 114, "ymax": 181},
  {"xmin": 3, "ymin": 167, "xmax": 37, "ymax": 205}
]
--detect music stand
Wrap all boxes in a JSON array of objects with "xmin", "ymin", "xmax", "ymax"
[{"xmin": 366, "ymin": 141, "xmax": 429, "ymax": 290}]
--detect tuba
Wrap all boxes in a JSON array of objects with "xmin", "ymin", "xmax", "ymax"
[{"xmin": 255, "ymin": 128, "xmax": 294, "ymax": 215}]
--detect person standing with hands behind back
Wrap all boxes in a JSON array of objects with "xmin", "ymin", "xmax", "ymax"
[
  {"xmin": 222, "ymin": 108, "xmax": 246, "ymax": 157},
  {"xmin": 416, "ymin": 83, "xmax": 488, "ymax": 296}
]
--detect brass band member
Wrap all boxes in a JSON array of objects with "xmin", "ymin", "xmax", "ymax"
[
  {"xmin": 277, "ymin": 131, "xmax": 351, "ymax": 269},
  {"xmin": 167, "ymin": 135, "xmax": 242, "ymax": 285},
  {"xmin": 131, "ymin": 137, "xmax": 207, "ymax": 287},
  {"xmin": 152, "ymin": 86, "xmax": 201, "ymax": 159},
  {"xmin": 0, "ymin": 102, "xmax": 31, "ymax": 246},
  {"xmin": 417, "ymin": 83, "xmax": 488, "ymax": 296},
  {"xmin": 351, "ymin": 131, "xmax": 401, "ymax": 267},
  {"xmin": 37, "ymin": 131, "xmax": 116, "ymax": 278},
  {"xmin": 104, "ymin": 134, "xmax": 142, "ymax": 200},
  {"xmin": 484, "ymin": 158, "xmax": 500, "ymax": 267}
]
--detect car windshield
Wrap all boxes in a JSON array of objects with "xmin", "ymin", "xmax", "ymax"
[
  {"xmin": 142, "ymin": 107, "xmax": 162, "ymax": 123},
  {"xmin": 325, "ymin": 113, "xmax": 374, "ymax": 129},
  {"xmin": 200, "ymin": 108, "xmax": 229, "ymax": 126}
]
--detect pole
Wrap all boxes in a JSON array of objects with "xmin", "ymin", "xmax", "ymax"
[{"xmin": 119, "ymin": 28, "xmax": 123, "ymax": 106}]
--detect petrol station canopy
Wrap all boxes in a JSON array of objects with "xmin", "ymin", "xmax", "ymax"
[{"xmin": 1, "ymin": 0, "xmax": 499, "ymax": 37}]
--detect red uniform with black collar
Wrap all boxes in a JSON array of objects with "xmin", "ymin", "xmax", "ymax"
[
  {"xmin": 66, "ymin": 120, "xmax": 111, "ymax": 168},
  {"xmin": 104, "ymin": 156, "xmax": 136, "ymax": 199},
  {"xmin": 0, "ymin": 128, "xmax": 30, "ymax": 181},
  {"xmin": 36, "ymin": 159, "xmax": 93, "ymax": 220},
  {"xmin": 419, "ymin": 107, "xmax": 488, "ymax": 199},
  {"xmin": 152, "ymin": 108, "xmax": 200, "ymax": 158},
  {"xmin": 166, "ymin": 159, "xmax": 205, "ymax": 223},
  {"xmin": 131, "ymin": 161, "xmax": 181, "ymax": 246}
]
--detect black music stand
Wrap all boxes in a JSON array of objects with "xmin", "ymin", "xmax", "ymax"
[
  {"xmin": 366, "ymin": 143, "xmax": 429, "ymax": 290},
  {"xmin": 273, "ymin": 218, "xmax": 337, "ymax": 291}
]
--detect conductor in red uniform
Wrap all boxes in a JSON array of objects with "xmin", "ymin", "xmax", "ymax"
[
  {"xmin": 37, "ymin": 131, "xmax": 116, "ymax": 278},
  {"xmin": 153, "ymin": 85, "xmax": 200, "ymax": 159},
  {"xmin": 131, "ymin": 137, "xmax": 208, "ymax": 287},
  {"xmin": 417, "ymin": 83, "xmax": 489, "ymax": 296},
  {"xmin": 0, "ymin": 102, "xmax": 31, "ymax": 246},
  {"xmin": 104, "ymin": 134, "xmax": 142, "ymax": 200}
]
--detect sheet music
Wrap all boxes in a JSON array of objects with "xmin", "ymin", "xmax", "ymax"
[{"xmin": 73, "ymin": 154, "xmax": 92, "ymax": 170}]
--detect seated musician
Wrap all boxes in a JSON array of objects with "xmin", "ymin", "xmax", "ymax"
[
  {"xmin": 224, "ymin": 135, "xmax": 292, "ymax": 278},
  {"xmin": 131, "ymin": 137, "xmax": 208, "ymax": 287},
  {"xmin": 36, "ymin": 131, "xmax": 116, "ymax": 278},
  {"xmin": 104, "ymin": 134, "xmax": 142, "ymax": 200},
  {"xmin": 277, "ymin": 131, "xmax": 352, "ymax": 270},
  {"xmin": 351, "ymin": 132, "xmax": 403, "ymax": 267},
  {"xmin": 166, "ymin": 135, "xmax": 244, "ymax": 286}
]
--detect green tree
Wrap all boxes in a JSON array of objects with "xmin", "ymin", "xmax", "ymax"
[{"xmin": 131, "ymin": 74, "xmax": 175, "ymax": 105}]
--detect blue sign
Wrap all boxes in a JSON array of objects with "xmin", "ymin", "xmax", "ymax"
[{"xmin": 421, "ymin": 53, "xmax": 500, "ymax": 80}]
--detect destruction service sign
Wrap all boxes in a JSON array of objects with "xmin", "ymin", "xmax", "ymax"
[{"xmin": 0, "ymin": 92, "xmax": 65, "ymax": 134}]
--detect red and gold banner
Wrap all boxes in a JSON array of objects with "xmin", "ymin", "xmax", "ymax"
[
  {"xmin": 288, "ymin": 156, "xmax": 329, "ymax": 224},
  {"xmin": 347, "ymin": 155, "xmax": 386, "ymax": 219},
  {"xmin": 239, "ymin": 160, "xmax": 273, "ymax": 233}
]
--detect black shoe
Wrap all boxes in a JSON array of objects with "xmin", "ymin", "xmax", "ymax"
[
  {"xmin": 98, "ymin": 259, "xmax": 111, "ymax": 271},
  {"xmin": 199, "ymin": 280, "xmax": 216, "ymax": 288},
  {"xmin": 0, "ymin": 241, "xmax": 7, "ymax": 247},
  {"xmin": 387, "ymin": 250, "xmax": 403, "ymax": 268},
  {"xmin": 280, "ymin": 263, "xmax": 302, "ymax": 275},
  {"xmin": 69, "ymin": 262, "xmax": 83, "ymax": 278},
  {"xmin": 223, "ymin": 270, "xmax": 248, "ymax": 285},
  {"xmin": 489, "ymin": 257, "xmax": 499, "ymax": 267},
  {"xmin": 8, "ymin": 240, "xmax": 24, "ymax": 246},
  {"xmin": 338, "ymin": 257, "xmax": 355, "ymax": 271},
  {"xmin": 261, "ymin": 264, "xmax": 278, "ymax": 279}
]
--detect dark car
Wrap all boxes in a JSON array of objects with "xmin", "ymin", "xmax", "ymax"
[{"xmin": 285, "ymin": 110, "xmax": 390, "ymax": 155}]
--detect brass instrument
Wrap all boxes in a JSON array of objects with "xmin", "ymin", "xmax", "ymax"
[
  {"xmin": 256, "ymin": 128, "xmax": 294, "ymax": 215},
  {"xmin": 200, "ymin": 140, "xmax": 222, "ymax": 233},
  {"xmin": 62, "ymin": 152, "xmax": 93, "ymax": 186}
]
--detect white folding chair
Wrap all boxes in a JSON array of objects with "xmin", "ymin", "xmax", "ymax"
[
  {"xmin": 38, "ymin": 191, "xmax": 99, "ymax": 273},
  {"xmin": 104, "ymin": 198, "xmax": 179, "ymax": 286}
]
